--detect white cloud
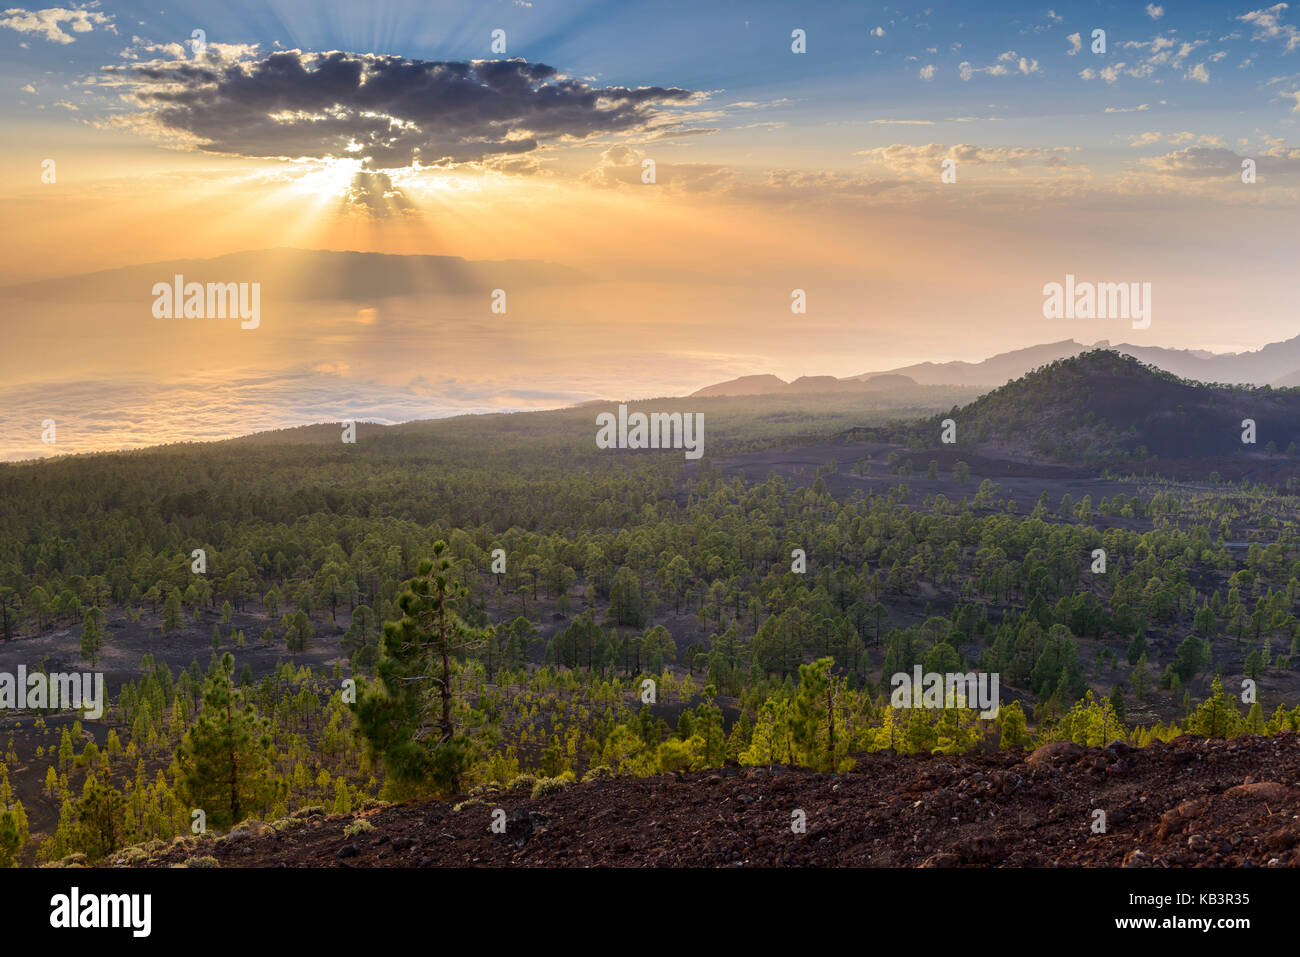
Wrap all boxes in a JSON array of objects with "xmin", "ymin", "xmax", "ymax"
[
  {"xmin": 1067, "ymin": 32, "xmax": 1082, "ymax": 55},
  {"xmin": 870, "ymin": 26, "xmax": 885, "ymax": 37},
  {"xmin": 1146, "ymin": 4, "xmax": 1165, "ymax": 20},
  {"xmin": 0, "ymin": 5, "xmax": 115, "ymax": 44},
  {"xmin": 856, "ymin": 142, "xmax": 1081, "ymax": 176},
  {"xmin": 1137, "ymin": 143, "xmax": 1300, "ymax": 180},
  {"xmin": 1082, "ymin": 59, "xmax": 1166, "ymax": 83},
  {"xmin": 959, "ymin": 51, "xmax": 1039, "ymax": 80},
  {"xmin": 919, "ymin": 63, "xmax": 936, "ymax": 80},
  {"xmin": 1238, "ymin": 4, "xmax": 1300, "ymax": 52},
  {"xmin": 1132, "ymin": 131, "xmax": 1232, "ymax": 147},
  {"xmin": 1172, "ymin": 40, "xmax": 1207, "ymax": 68}
]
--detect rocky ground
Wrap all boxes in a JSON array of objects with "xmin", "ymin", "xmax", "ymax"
[{"xmin": 80, "ymin": 733, "xmax": 1300, "ymax": 868}]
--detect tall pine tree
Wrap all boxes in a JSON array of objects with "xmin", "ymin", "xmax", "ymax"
[
  {"xmin": 354, "ymin": 542, "xmax": 491, "ymax": 796},
  {"xmin": 80, "ymin": 607, "xmax": 106, "ymax": 665},
  {"xmin": 174, "ymin": 652, "xmax": 273, "ymax": 829}
]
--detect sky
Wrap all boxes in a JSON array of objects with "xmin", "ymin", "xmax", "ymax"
[{"xmin": 2, "ymin": 0, "xmax": 1300, "ymax": 457}]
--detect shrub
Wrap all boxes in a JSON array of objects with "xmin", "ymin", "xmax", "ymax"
[
  {"xmin": 343, "ymin": 819, "xmax": 374, "ymax": 838},
  {"xmin": 530, "ymin": 775, "xmax": 572, "ymax": 799}
]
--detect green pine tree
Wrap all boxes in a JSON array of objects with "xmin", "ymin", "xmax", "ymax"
[
  {"xmin": 1109, "ymin": 683, "xmax": 1127, "ymax": 722},
  {"xmin": 73, "ymin": 770, "xmax": 124, "ymax": 862},
  {"xmin": 791, "ymin": 657, "xmax": 835, "ymax": 771},
  {"xmin": 80, "ymin": 607, "xmax": 106, "ymax": 665},
  {"xmin": 998, "ymin": 700, "xmax": 1030, "ymax": 750},
  {"xmin": 175, "ymin": 652, "xmax": 274, "ymax": 829},
  {"xmin": 162, "ymin": 587, "xmax": 183, "ymax": 635},
  {"xmin": 1186, "ymin": 676, "xmax": 1243, "ymax": 738},
  {"xmin": 354, "ymin": 542, "xmax": 492, "ymax": 796},
  {"xmin": 0, "ymin": 807, "xmax": 24, "ymax": 867}
]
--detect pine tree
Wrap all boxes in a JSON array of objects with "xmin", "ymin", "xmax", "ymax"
[
  {"xmin": 175, "ymin": 652, "xmax": 274, "ymax": 829},
  {"xmin": 1109, "ymin": 683, "xmax": 1127, "ymax": 721},
  {"xmin": 1186, "ymin": 676, "xmax": 1243, "ymax": 738},
  {"xmin": 739, "ymin": 699, "xmax": 791, "ymax": 765},
  {"xmin": 1245, "ymin": 700, "xmax": 1264, "ymax": 734},
  {"xmin": 1125, "ymin": 631, "xmax": 1147, "ymax": 665},
  {"xmin": 80, "ymin": 607, "xmax": 106, "ymax": 665},
  {"xmin": 1244, "ymin": 650, "xmax": 1262, "ymax": 679},
  {"xmin": 903, "ymin": 707, "xmax": 937, "ymax": 754},
  {"xmin": 354, "ymin": 542, "xmax": 491, "ymax": 795},
  {"xmin": 0, "ymin": 807, "xmax": 23, "ymax": 867},
  {"xmin": 791, "ymin": 657, "xmax": 835, "ymax": 771},
  {"xmin": 162, "ymin": 588, "xmax": 183, "ymax": 635},
  {"xmin": 57, "ymin": 729, "xmax": 73, "ymax": 771},
  {"xmin": 73, "ymin": 770, "xmax": 124, "ymax": 861},
  {"xmin": 998, "ymin": 700, "xmax": 1029, "ymax": 750},
  {"xmin": 1131, "ymin": 654, "xmax": 1152, "ymax": 702},
  {"xmin": 284, "ymin": 611, "xmax": 313, "ymax": 652},
  {"xmin": 725, "ymin": 711, "xmax": 752, "ymax": 760}
]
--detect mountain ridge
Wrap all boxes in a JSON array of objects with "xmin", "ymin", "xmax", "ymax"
[
  {"xmin": 0, "ymin": 247, "xmax": 584, "ymax": 302},
  {"xmin": 692, "ymin": 336, "xmax": 1300, "ymax": 396}
]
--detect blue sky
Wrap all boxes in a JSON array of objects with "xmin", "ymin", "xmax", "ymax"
[{"xmin": 5, "ymin": 0, "xmax": 1300, "ymax": 171}]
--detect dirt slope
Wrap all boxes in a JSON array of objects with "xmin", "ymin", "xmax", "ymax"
[{"xmin": 113, "ymin": 734, "xmax": 1300, "ymax": 868}]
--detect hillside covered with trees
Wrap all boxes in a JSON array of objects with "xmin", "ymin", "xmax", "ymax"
[{"xmin": 0, "ymin": 379, "xmax": 1298, "ymax": 866}]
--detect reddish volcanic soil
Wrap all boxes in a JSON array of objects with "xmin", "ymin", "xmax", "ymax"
[{"xmin": 112, "ymin": 734, "xmax": 1300, "ymax": 868}]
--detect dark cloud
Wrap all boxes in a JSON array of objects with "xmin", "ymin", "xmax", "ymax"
[{"xmin": 111, "ymin": 50, "xmax": 703, "ymax": 169}]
